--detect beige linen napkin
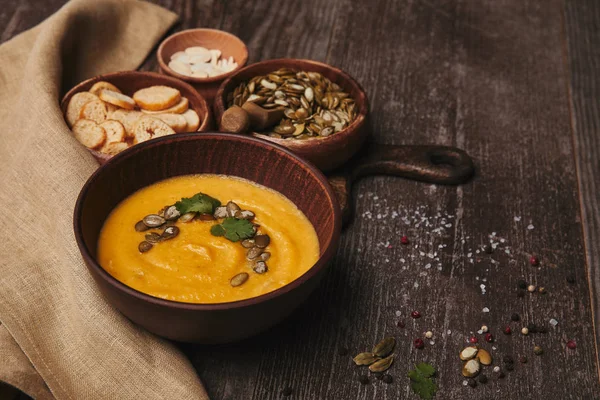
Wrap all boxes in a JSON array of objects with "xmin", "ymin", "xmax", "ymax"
[{"xmin": 0, "ymin": 0, "xmax": 209, "ymax": 398}]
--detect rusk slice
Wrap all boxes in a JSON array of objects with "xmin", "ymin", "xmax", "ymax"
[
  {"xmin": 99, "ymin": 90, "xmax": 135, "ymax": 110},
  {"xmin": 133, "ymin": 85, "xmax": 181, "ymax": 111},
  {"xmin": 100, "ymin": 141, "xmax": 129, "ymax": 155},
  {"xmin": 110, "ymin": 110, "xmax": 143, "ymax": 138},
  {"xmin": 89, "ymin": 81, "xmax": 121, "ymax": 96},
  {"xmin": 182, "ymin": 109, "xmax": 200, "ymax": 131},
  {"xmin": 140, "ymin": 97, "xmax": 189, "ymax": 115},
  {"xmin": 73, "ymin": 119, "xmax": 106, "ymax": 149},
  {"xmin": 79, "ymin": 100, "xmax": 107, "ymax": 124},
  {"xmin": 152, "ymin": 113, "xmax": 188, "ymax": 133},
  {"xmin": 100, "ymin": 120, "xmax": 126, "ymax": 143},
  {"xmin": 65, "ymin": 92, "xmax": 99, "ymax": 127},
  {"xmin": 133, "ymin": 116, "xmax": 176, "ymax": 143}
]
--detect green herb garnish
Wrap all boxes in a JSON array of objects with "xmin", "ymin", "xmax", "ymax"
[
  {"xmin": 408, "ymin": 363, "xmax": 437, "ymax": 399},
  {"xmin": 175, "ymin": 193, "xmax": 221, "ymax": 214},
  {"xmin": 210, "ymin": 217, "xmax": 255, "ymax": 242}
]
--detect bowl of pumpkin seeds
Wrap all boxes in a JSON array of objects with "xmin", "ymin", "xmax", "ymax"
[{"xmin": 214, "ymin": 59, "xmax": 369, "ymax": 171}]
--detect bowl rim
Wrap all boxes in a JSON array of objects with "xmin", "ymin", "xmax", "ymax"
[
  {"xmin": 213, "ymin": 58, "xmax": 369, "ymax": 148},
  {"xmin": 157, "ymin": 28, "xmax": 249, "ymax": 84},
  {"xmin": 73, "ymin": 132, "xmax": 342, "ymax": 311}
]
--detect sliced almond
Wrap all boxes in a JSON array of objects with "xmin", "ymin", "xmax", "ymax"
[
  {"xmin": 459, "ymin": 346, "xmax": 479, "ymax": 361},
  {"xmin": 476, "ymin": 348, "xmax": 492, "ymax": 366},
  {"xmin": 462, "ymin": 359, "xmax": 481, "ymax": 378}
]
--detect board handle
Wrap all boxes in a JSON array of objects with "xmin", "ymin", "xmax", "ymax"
[{"xmin": 328, "ymin": 144, "xmax": 475, "ymax": 225}]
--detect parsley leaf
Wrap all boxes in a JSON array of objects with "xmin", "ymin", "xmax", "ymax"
[
  {"xmin": 175, "ymin": 193, "xmax": 221, "ymax": 214},
  {"xmin": 408, "ymin": 363, "xmax": 437, "ymax": 399},
  {"xmin": 211, "ymin": 217, "xmax": 255, "ymax": 242}
]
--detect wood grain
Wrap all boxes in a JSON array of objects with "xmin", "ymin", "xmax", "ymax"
[
  {"xmin": 1, "ymin": 0, "xmax": 600, "ymax": 399},
  {"xmin": 564, "ymin": 0, "xmax": 600, "ymax": 377}
]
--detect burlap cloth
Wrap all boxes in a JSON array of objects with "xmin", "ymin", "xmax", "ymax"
[{"xmin": 0, "ymin": 0, "xmax": 209, "ymax": 398}]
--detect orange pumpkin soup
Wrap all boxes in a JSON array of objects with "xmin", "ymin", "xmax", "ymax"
[{"xmin": 97, "ymin": 174, "xmax": 320, "ymax": 303}]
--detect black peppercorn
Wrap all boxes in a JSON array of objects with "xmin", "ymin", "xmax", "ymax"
[
  {"xmin": 468, "ymin": 378, "xmax": 477, "ymax": 388},
  {"xmin": 566, "ymin": 274, "xmax": 576, "ymax": 284},
  {"xmin": 517, "ymin": 279, "xmax": 527, "ymax": 289},
  {"xmin": 484, "ymin": 244, "xmax": 493, "ymax": 254},
  {"xmin": 478, "ymin": 374, "xmax": 488, "ymax": 384},
  {"xmin": 527, "ymin": 323, "xmax": 537, "ymax": 333},
  {"xmin": 511, "ymin": 313, "xmax": 520, "ymax": 322}
]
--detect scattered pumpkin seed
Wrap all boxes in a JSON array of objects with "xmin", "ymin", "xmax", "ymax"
[
  {"xmin": 254, "ymin": 261, "xmax": 268, "ymax": 274},
  {"xmin": 164, "ymin": 205, "xmax": 180, "ymax": 220},
  {"xmin": 196, "ymin": 213, "xmax": 215, "ymax": 221},
  {"xmin": 214, "ymin": 206, "xmax": 228, "ymax": 219},
  {"xmin": 247, "ymin": 246, "xmax": 263, "ymax": 260},
  {"xmin": 225, "ymin": 201, "xmax": 241, "ymax": 217},
  {"xmin": 230, "ymin": 272, "xmax": 249, "ymax": 287},
  {"xmin": 179, "ymin": 212, "xmax": 196, "ymax": 222},
  {"xmin": 259, "ymin": 252, "xmax": 271, "ymax": 261},
  {"xmin": 254, "ymin": 234, "xmax": 270, "ymax": 248},
  {"xmin": 368, "ymin": 355, "xmax": 394, "ymax": 373},
  {"xmin": 241, "ymin": 239, "xmax": 256, "ymax": 248},
  {"xmin": 353, "ymin": 352, "xmax": 380, "ymax": 366},
  {"xmin": 145, "ymin": 232, "xmax": 162, "ymax": 243},
  {"xmin": 372, "ymin": 337, "xmax": 396, "ymax": 358},
  {"xmin": 143, "ymin": 214, "xmax": 165, "ymax": 228},
  {"xmin": 162, "ymin": 226, "xmax": 179, "ymax": 240},
  {"xmin": 235, "ymin": 210, "xmax": 255, "ymax": 220},
  {"xmin": 135, "ymin": 220, "xmax": 149, "ymax": 232},
  {"xmin": 138, "ymin": 241, "xmax": 153, "ymax": 253}
]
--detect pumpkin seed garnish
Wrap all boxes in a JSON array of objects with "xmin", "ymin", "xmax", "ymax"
[
  {"xmin": 164, "ymin": 205, "xmax": 180, "ymax": 221},
  {"xmin": 161, "ymin": 226, "xmax": 179, "ymax": 240},
  {"xmin": 179, "ymin": 212, "xmax": 196, "ymax": 223},
  {"xmin": 253, "ymin": 261, "xmax": 268, "ymax": 274},
  {"xmin": 241, "ymin": 239, "xmax": 256, "ymax": 248},
  {"xmin": 353, "ymin": 352, "xmax": 380, "ymax": 366},
  {"xmin": 254, "ymin": 234, "xmax": 270, "ymax": 248},
  {"xmin": 138, "ymin": 241, "xmax": 153, "ymax": 253},
  {"xmin": 144, "ymin": 232, "xmax": 162, "ymax": 243},
  {"xmin": 196, "ymin": 213, "xmax": 216, "ymax": 221},
  {"xmin": 372, "ymin": 337, "xmax": 396, "ymax": 358},
  {"xmin": 230, "ymin": 272, "xmax": 249, "ymax": 287},
  {"xmin": 225, "ymin": 201, "xmax": 241, "ymax": 217},
  {"xmin": 259, "ymin": 252, "xmax": 271, "ymax": 261},
  {"xmin": 235, "ymin": 210, "xmax": 255, "ymax": 220},
  {"xmin": 369, "ymin": 355, "xmax": 394, "ymax": 373},
  {"xmin": 143, "ymin": 214, "xmax": 165, "ymax": 228},
  {"xmin": 135, "ymin": 220, "xmax": 149, "ymax": 232},
  {"xmin": 246, "ymin": 246, "xmax": 263, "ymax": 260},
  {"xmin": 213, "ymin": 206, "xmax": 228, "ymax": 219}
]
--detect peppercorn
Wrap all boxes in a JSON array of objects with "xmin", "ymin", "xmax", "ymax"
[
  {"xmin": 527, "ymin": 323, "xmax": 537, "ymax": 333},
  {"xmin": 478, "ymin": 374, "xmax": 488, "ymax": 384},
  {"xmin": 401, "ymin": 236, "xmax": 410, "ymax": 245},
  {"xmin": 397, "ymin": 320, "xmax": 406, "ymax": 328},
  {"xmin": 414, "ymin": 338, "xmax": 425, "ymax": 349},
  {"xmin": 485, "ymin": 333, "xmax": 494, "ymax": 343},
  {"xmin": 503, "ymin": 355, "xmax": 514, "ymax": 364},
  {"xmin": 504, "ymin": 326, "xmax": 512, "ymax": 335},
  {"xmin": 481, "ymin": 325, "xmax": 489, "ymax": 333},
  {"xmin": 520, "ymin": 356, "xmax": 528, "ymax": 364},
  {"xmin": 521, "ymin": 327, "xmax": 529, "ymax": 335},
  {"xmin": 511, "ymin": 313, "xmax": 520, "ymax": 322},
  {"xmin": 567, "ymin": 340, "xmax": 576, "ymax": 349},
  {"xmin": 467, "ymin": 378, "xmax": 477, "ymax": 388},
  {"xmin": 527, "ymin": 285, "xmax": 536, "ymax": 292},
  {"xmin": 566, "ymin": 274, "xmax": 576, "ymax": 284},
  {"xmin": 530, "ymin": 256, "xmax": 539, "ymax": 266},
  {"xmin": 483, "ymin": 244, "xmax": 493, "ymax": 254},
  {"xmin": 425, "ymin": 331, "xmax": 433, "ymax": 339},
  {"xmin": 469, "ymin": 336, "xmax": 478, "ymax": 344},
  {"xmin": 517, "ymin": 279, "xmax": 527, "ymax": 289},
  {"xmin": 411, "ymin": 311, "xmax": 421, "ymax": 319},
  {"xmin": 282, "ymin": 387, "xmax": 293, "ymax": 396},
  {"xmin": 538, "ymin": 286, "xmax": 546, "ymax": 294},
  {"xmin": 382, "ymin": 375, "xmax": 393, "ymax": 384},
  {"xmin": 374, "ymin": 372, "xmax": 384, "ymax": 380},
  {"xmin": 358, "ymin": 375, "xmax": 370, "ymax": 385},
  {"xmin": 533, "ymin": 346, "xmax": 543, "ymax": 355}
]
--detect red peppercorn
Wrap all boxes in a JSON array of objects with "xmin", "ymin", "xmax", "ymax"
[
  {"xmin": 411, "ymin": 311, "xmax": 421, "ymax": 319},
  {"xmin": 414, "ymin": 338, "xmax": 424, "ymax": 349},
  {"xmin": 503, "ymin": 326, "xmax": 512, "ymax": 335},
  {"xmin": 567, "ymin": 340, "xmax": 576, "ymax": 349},
  {"xmin": 530, "ymin": 256, "xmax": 539, "ymax": 266},
  {"xmin": 401, "ymin": 236, "xmax": 410, "ymax": 245},
  {"xmin": 485, "ymin": 333, "xmax": 494, "ymax": 343},
  {"xmin": 397, "ymin": 320, "xmax": 406, "ymax": 328},
  {"xmin": 469, "ymin": 336, "xmax": 478, "ymax": 344}
]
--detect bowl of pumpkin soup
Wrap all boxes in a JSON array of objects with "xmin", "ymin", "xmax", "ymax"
[{"xmin": 74, "ymin": 133, "xmax": 341, "ymax": 343}]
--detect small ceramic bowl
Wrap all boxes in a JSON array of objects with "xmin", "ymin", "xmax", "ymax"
[
  {"xmin": 73, "ymin": 133, "xmax": 341, "ymax": 343},
  {"xmin": 61, "ymin": 71, "xmax": 212, "ymax": 164},
  {"xmin": 157, "ymin": 28, "xmax": 248, "ymax": 104},
  {"xmin": 214, "ymin": 59, "xmax": 369, "ymax": 171}
]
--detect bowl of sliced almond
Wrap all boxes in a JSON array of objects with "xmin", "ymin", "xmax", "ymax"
[{"xmin": 61, "ymin": 71, "xmax": 212, "ymax": 164}]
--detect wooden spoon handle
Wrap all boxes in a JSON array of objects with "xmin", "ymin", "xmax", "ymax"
[{"xmin": 328, "ymin": 144, "xmax": 475, "ymax": 225}]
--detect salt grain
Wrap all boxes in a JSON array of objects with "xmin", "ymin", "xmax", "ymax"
[
  {"xmin": 483, "ymin": 307, "xmax": 490, "ymax": 313},
  {"xmin": 549, "ymin": 318, "xmax": 558, "ymax": 327},
  {"xmin": 527, "ymin": 224, "xmax": 534, "ymax": 230}
]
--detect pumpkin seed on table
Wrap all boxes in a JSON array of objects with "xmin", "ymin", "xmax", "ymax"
[
  {"xmin": 230, "ymin": 272, "xmax": 249, "ymax": 287},
  {"xmin": 353, "ymin": 352, "xmax": 380, "ymax": 366},
  {"xmin": 143, "ymin": 214, "xmax": 165, "ymax": 228},
  {"xmin": 372, "ymin": 337, "xmax": 396, "ymax": 358},
  {"xmin": 369, "ymin": 355, "xmax": 394, "ymax": 373}
]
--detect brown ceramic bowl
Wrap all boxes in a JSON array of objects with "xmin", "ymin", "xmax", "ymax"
[
  {"xmin": 214, "ymin": 59, "xmax": 369, "ymax": 171},
  {"xmin": 61, "ymin": 71, "xmax": 212, "ymax": 165},
  {"xmin": 73, "ymin": 133, "xmax": 341, "ymax": 343},
  {"xmin": 157, "ymin": 29, "xmax": 249, "ymax": 104}
]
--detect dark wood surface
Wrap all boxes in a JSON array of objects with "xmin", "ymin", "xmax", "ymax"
[{"xmin": 2, "ymin": 0, "xmax": 600, "ymax": 399}]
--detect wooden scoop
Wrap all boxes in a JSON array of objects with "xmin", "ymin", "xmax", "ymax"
[{"xmin": 220, "ymin": 103, "xmax": 284, "ymax": 133}]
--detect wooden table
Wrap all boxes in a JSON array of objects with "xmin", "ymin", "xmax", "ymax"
[{"xmin": 2, "ymin": 0, "xmax": 599, "ymax": 398}]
